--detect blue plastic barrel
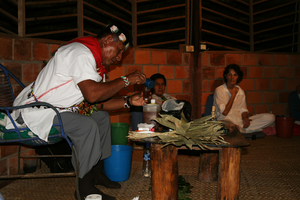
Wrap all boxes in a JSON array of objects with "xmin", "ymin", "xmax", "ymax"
[{"xmin": 104, "ymin": 145, "xmax": 133, "ymax": 182}]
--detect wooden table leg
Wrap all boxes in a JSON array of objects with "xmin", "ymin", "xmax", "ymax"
[
  {"xmin": 217, "ymin": 147, "xmax": 242, "ymax": 200},
  {"xmin": 151, "ymin": 144, "xmax": 178, "ymax": 200},
  {"xmin": 198, "ymin": 150, "xmax": 219, "ymax": 182}
]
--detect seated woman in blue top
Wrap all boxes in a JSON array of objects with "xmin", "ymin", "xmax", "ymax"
[
  {"xmin": 150, "ymin": 73, "xmax": 176, "ymax": 106},
  {"xmin": 213, "ymin": 64, "xmax": 275, "ymax": 134},
  {"xmin": 288, "ymin": 85, "xmax": 300, "ymax": 124}
]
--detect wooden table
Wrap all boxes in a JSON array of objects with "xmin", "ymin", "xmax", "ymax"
[{"xmin": 131, "ymin": 125, "xmax": 250, "ymax": 200}]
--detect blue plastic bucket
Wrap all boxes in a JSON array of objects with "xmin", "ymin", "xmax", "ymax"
[{"xmin": 104, "ymin": 145, "xmax": 133, "ymax": 182}]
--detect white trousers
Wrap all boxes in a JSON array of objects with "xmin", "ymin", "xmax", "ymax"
[{"xmin": 236, "ymin": 113, "xmax": 275, "ymax": 133}]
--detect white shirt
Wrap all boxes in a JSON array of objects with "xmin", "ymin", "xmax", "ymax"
[
  {"xmin": 213, "ymin": 83, "xmax": 248, "ymax": 125},
  {"xmin": 6, "ymin": 43, "xmax": 102, "ymax": 141}
]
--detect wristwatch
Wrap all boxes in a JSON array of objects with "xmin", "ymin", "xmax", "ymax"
[{"xmin": 124, "ymin": 96, "xmax": 131, "ymax": 108}]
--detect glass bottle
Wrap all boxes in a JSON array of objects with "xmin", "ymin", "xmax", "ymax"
[{"xmin": 142, "ymin": 143, "xmax": 151, "ymax": 177}]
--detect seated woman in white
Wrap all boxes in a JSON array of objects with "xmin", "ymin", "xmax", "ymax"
[{"xmin": 213, "ymin": 64, "xmax": 275, "ymax": 134}]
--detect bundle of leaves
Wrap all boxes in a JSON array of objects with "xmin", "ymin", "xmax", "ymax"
[{"xmin": 154, "ymin": 113, "xmax": 229, "ymax": 150}]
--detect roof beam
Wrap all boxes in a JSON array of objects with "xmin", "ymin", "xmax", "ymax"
[
  {"xmin": 83, "ymin": 1, "xmax": 131, "ymax": 26},
  {"xmin": 202, "ymin": 18, "xmax": 249, "ymax": 35},
  {"xmin": 137, "ymin": 27, "xmax": 185, "ymax": 37},
  {"xmin": 235, "ymin": 0, "xmax": 249, "ymax": 6},
  {"xmin": 254, "ymin": 22, "xmax": 297, "ymax": 34},
  {"xmin": 104, "ymin": 0, "xmax": 131, "ymax": 15},
  {"xmin": 253, "ymin": 0, "xmax": 269, "ymax": 6},
  {"xmin": 137, "ymin": 4, "xmax": 185, "ymax": 15},
  {"xmin": 254, "ymin": 32, "xmax": 298, "ymax": 44},
  {"xmin": 256, "ymin": 43, "xmax": 297, "ymax": 52},
  {"xmin": 7, "ymin": 0, "xmax": 17, "ymax": 6},
  {"xmin": 25, "ymin": 0, "xmax": 76, "ymax": 5},
  {"xmin": 137, "ymin": 16, "xmax": 185, "ymax": 25},
  {"xmin": 83, "ymin": 16, "xmax": 106, "ymax": 27},
  {"xmin": 203, "ymin": 41, "xmax": 243, "ymax": 51},
  {"xmin": 202, "ymin": 29, "xmax": 250, "ymax": 44},
  {"xmin": 0, "ymin": 25, "xmax": 17, "ymax": 35},
  {"xmin": 202, "ymin": 7, "xmax": 249, "ymax": 25},
  {"xmin": 0, "ymin": 7, "xmax": 18, "ymax": 22},
  {"xmin": 137, "ymin": 39, "xmax": 185, "ymax": 48},
  {"xmin": 253, "ymin": 0, "xmax": 298, "ymax": 15},
  {"xmin": 25, "ymin": 29, "xmax": 77, "ymax": 37},
  {"xmin": 26, "ymin": 14, "xmax": 77, "ymax": 21},
  {"xmin": 210, "ymin": 0, "xmax": 249, "ymax": 15},
  {"xmin": 254, "ymin": 11, "xmax": 297, "ymax": 25}
]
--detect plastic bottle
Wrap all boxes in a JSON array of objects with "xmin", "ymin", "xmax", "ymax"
[
  {"xmin": 143, "ymin": 143, "xmax": 151, "ymax": 177},
  {"xmin": 211, "ymin": 106, "xmax": 216, "ymax": 121},
  {"xmin": 143, "ymin": 99, "xmax": 161, "ymax": 130}
]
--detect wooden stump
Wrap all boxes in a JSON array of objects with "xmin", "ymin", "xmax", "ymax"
[
  {"xmin": 198, "ymin": 150, "xmax": 219, "ymax": 182},
  {"xmin": 217, "ymin": 147, "xmax": 242, "ymax": 200},
  {"xmin": 151, "ymin": 144, "xmax": 178, "ymax": 200}
]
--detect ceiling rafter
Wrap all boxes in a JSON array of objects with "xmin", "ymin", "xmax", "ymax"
[
  {"xmin": 26, "ymin": 14, "xmax": 77, "ymax": 22},
  {"xmin": 0, "ymin": 7, "xmax": 18, "ymax": 22},
  {"xmin": 202, "ymin": 7, "xmax": 249, "ymax": 25},
  {"xmin": 210, "ymin": 0, "xmax": 249, "ymax": 16},
  {"xmin": 25, "ymin": 29, "xmax": 77, "ymax": 37},
  {"xmin": 83, "ymin": 1, "xmax": 131, "ymax": 26},
  {"xmin": 254, "ymin": 32, "xmax": 298, "ymax": 44},
  {"xmin": 137, "ymin": 27, "xmax": 185, "ymax": 37},
  {"xmin": 253, "ymin": 11, "xmax": 297, "ymax": 25},
  {"xmin": 202, "ymin": 29, "xmax": 250, "ymax": 45},
  {"xmin": 254, "ymin": 22, "xmax": 298, "ymax": 34},
  {"xmin": 137, "ymin": 16, "xmax": 185, "ymax": 26},
  {"xmin": 137, "ymin": 4, "xmax": 185, "ymax": 15},
  {"xmin": 253, "ymin": 0, "xmax": 298, "ymax": 15},
  {"xmin": 137, "ymin": 39, "xmax": 185, "ymax": 48},
  {"xmin": 202, "ymin": 18, "xmax": 249, "ymax": 35},
  {"xmin": 25, "ymin": 0, "xmax": 77, "ymax": 5}
]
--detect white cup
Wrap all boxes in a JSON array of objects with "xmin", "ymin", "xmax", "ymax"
[{"xmin": 85, "ymin": 194, "xmax": 102, "ymax": 200}]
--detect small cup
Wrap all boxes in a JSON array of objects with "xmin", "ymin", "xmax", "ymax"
[
  {"xmin": 143, "ymin": 87, "xmax": 151, "ymax": 102},
  {"xmin": 85, "ymin": 194, "xmax": 102, "ymax": 200}
]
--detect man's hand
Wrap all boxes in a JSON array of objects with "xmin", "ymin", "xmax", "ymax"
[
  {"xmin": 127, "ymin": 71, "xmax": 146, "ymax": 85},
  {"xmin": 130, "ymin": 93, "xmax": 146, "ymax": 106},
  {"xmin": 242, "ymin": 117, "xmax": 252, "ymax": 128}
]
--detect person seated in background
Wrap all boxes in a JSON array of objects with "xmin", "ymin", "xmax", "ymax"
[
  {"xmin": 288, "ymin": 85, "xmax": 300, "ymax": 123},
  {"xmin": 213, "ymin": 64, "xmax": 275, "ymax": 134},
  {"xmin": 150, "ymin": 73, "xmax": 176, "ymax": 106}
]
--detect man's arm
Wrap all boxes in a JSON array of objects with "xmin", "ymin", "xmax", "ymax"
[
  {"xmin": 97, "ymin": 93, "xmax": 145, "ymax": 111},
  {"xmin": 78, "ymin": 71, "xmax": 146, "ymax": 103}
]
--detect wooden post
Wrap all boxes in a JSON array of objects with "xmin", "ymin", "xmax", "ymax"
[
  {"xmin": 185, "ymin": 0, "xmax": 190, "ymax": 45},
  {"xmin": 77, "ymin": 0, "xmax": 84, "ymax": 37},
  {"xmin": 18, "ymin": 0, "xmax": 25, "ymax": 37},
  {"xmin": 190, "ymin": 0, "xmax": 201, "ymax": 119},
  {"xmin": 217, "ymin": 147, "xmax": 242, "ymax": 200},
  {"xmin": 298, "ymin": 0, "xmax": 300, "ymax": 53},
  {"xmin": 131, "ymin": 0, "xmax": 137, "ymax": 47},
  {"xmin": 249, "ymin": 0, "xmax": 254, "ymax": 52},
  {"xmin": 198, "ymin": 151, "xmax": 219, "ymax": 182},
  {"xmin": 151, "ymin": 144, "xmax": 178, "ymax": 200}
]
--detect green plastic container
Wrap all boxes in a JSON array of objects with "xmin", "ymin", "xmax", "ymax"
[{"xmin": 111, "ymin": 123, "xmax": 130, "ymax": 145}]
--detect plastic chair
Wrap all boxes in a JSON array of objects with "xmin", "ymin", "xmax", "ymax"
[
  {"xmin": 204, "ymin": 94, "xmax": 214, "ymax": 116},
  {"xmin": 0, "ymin": 64, "xmax": 79, "ymax": 198}
]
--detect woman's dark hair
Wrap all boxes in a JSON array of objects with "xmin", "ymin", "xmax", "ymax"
[
  {"xmin": 223, "ymin": 64, "xmax": 243, "ymax": 83},
  {"xmin": 150, "ymin": 73, "xmax": 167, "ymax": 86}
]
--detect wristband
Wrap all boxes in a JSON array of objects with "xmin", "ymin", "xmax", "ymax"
[{"xmin": 121, "ymin": 76, "xmax": 130, "ymax": 87}]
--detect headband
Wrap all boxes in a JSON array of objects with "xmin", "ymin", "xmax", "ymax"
[{"xmin": 108, "ymin": 24, "xmax": 130, "ymax": 50}]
